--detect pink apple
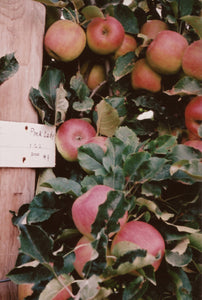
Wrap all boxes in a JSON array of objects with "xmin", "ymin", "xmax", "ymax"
[
  {"xmin": 86, "ymin": 16, "xmax": 125, "ymax": 55},
  {"xmin": 72, "ymin": 185, "xmax": 128, "ymax": 239},
  {"xmin": 185, "ymin": 96, "xmax": 202, "ymax": 139},
  {"xmin": 73, "ymin": 235, "xmax": 94, "ymax": 277},
  {"xmin": 55, "ymin": 119, "xmax": 96, "ymax": 162},
  {"xmin": 140, "ymin": 19, "xmax": 168, "ymax": 40},
  {"xmin": 184, "ymin": 140, "xmax": 202, "ymax": 152},
  {"xmin": 146, "ymin": 30, "xmax": 188, "ymax": 74},
  {"xmin": 114, "ymin": 33, "xmax": 137, "ymax": 59},
  {"xmin": 111, "ymin": 220, "xmax": 165, "ymax": 272},
  {"xmin": 131, "ymin": 58, "xmax": 162, "ymax": 92},
  {"xmin": 182, "ymin": 39, "xmax": 202, "ymax": 81},
  {"xmin": 44, "ymin": 19, "xmax": 86, "ymax": 62}
]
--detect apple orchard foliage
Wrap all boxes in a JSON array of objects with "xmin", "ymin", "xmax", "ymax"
[{"xmin": 1, "ymin": 0, "xmax": 201, "ymax": 299}]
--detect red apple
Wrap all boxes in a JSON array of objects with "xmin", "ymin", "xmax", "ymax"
[
  {"xmin": 114, "ymin": 33, "xmax": 137, "ymax": 59},
  {"xmin": 72, "ymin": 185, "xmax": 128, "ymax": 239},
  {"xmin": 131, "ymin": 58, "xmax": 162, "ymax": 92},
  {"xmin": 185, "ymin": 96, "xmax": 202, "ymax": 139},
  {"xmin": 86, "ymin": 16, "xmax": 125, "ymax": 55},
  {"xmin": 111, "ymin": 220, "xmax": 165, "ymax": 272},
  {"xmin": 44, "ymin": 19, "xmax": 86, "ymax": 62},
  {"xmin": 184, "ymin": 140, "xmax": 202, "ymax": 152},
  {"xmin": 182, "ymin": 39, "xmax": 202, "ymax": 81},
  {"xmin": 146, "ymin": 30, "xmax": 188, "ymax": 74},
  {"xmin": 81, "ymin": 61, "xmax": 106, "ymax": 90},
  {"xmin": 56, "ymin": 119, "xmax": 96, "ymax": 161},
  {"xmin": 140, "ymin": 19, "xmax": 168, "ymax": 40},
  {"xmin": 73, "ymin": 235, "xmax": 94, "ymax": 277},
  {"xmin": 85, "ymin": 136, "xmax": 108, "ymax": 153}
]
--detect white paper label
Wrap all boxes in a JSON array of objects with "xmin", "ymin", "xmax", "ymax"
[{"xmin": 0, "ymin": 121, "xmax": 56, "ymax": 168}]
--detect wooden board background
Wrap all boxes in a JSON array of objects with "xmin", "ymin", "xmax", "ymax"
[{"xmin": 0, "ymin": 0, "xmax": 45, "ymax": 298}]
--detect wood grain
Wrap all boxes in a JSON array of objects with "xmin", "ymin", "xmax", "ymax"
[{"xmin": 0, "ymin": 0, "xmax": 45, "ymax": 298}]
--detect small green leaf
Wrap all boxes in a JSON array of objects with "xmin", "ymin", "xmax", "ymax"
[
  {"xmin": 19, "ymin": 225, "xmax": 53, "ymax": 263},
  {"xmin": 73, "ymin": 96, "xmax": 94, "ymax": 112},
  {"xmin": 123, "ymin": 276, "xmax": 149, "ymax": 300},
  {"xmin": 103, "ymin": 165, "xmax": 125, "ymax": 190},
  {"xmin": 168, "ymin": 267, "xmax": 192, "ymax": 299},
  {"xmin": 114, "ymin": 4, "xmax": 139, "ymax": 34},
  {"xmin": 189, "ymin": 233, "xmax": 202, "ymax": 252},
  {"xmin": 0, "ymin": 52, "xmax": 19, "ymax": 85},
  {"xmin": 166, "ymin": 247, "xmax": 192, "ymax": 267},
  {"xmin": 170, "ymin": 159, "xmax": 202, "ymax": 181},
  {"xmin": 124, "ymin": 151, "xmax": 150, "ymax": 178},
  {"xmin": 70, "ymin": 73, "xmax": 90, "ymax": 100},
  {"xmin": 177, "ymin": 0, "xmax": 194, "ymax": 17},
  {"xmin": 102, "ymin": 137, "xmax": 125, "ymax": 172},
  {"xmin": 145, "ymin": 135, "xmax": 177, "ymax": 155}
]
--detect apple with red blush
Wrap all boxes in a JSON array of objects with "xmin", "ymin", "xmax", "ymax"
[
  {"xmin": 184, "ymin": 96, "xmax": 202, "ymax": 139},
  {"xmin": 86, "ymin": 16, "xmax": 125, "ymax": 55},
  {"xmin": 111, "ymin": 220, "xmax": 165, "ymax": 273},
  {"xmin": 140, "ymin": 19, "xmax": 168, "ymax": 40},
  {"xmin": 114, "ymin": 33, "xmax": 137, "ymax": 59},
  {"xmin": 56, "ymin": 119, "xmax": 96, "ymax": 162},
  {"xmin": 72, "ymin": 185, "xmax": 128, "ymax": 239},
  {"xmin": 44, "ymin": 19, "xmax": 86, "ymax": 62}
]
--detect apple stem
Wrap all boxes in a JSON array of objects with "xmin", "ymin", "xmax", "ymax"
[
  {"xmin": 70, "ymin": 0, "xmax": 80, "ymax": 24},
  {"xmin": 90, "ymin": 80, "xmax": 107, "ymax": 98},
  {"xmin": 63, "ymin": 7, "xmax": 76, "ymax": 23}
]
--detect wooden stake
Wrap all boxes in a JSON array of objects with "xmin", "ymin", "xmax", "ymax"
[{"xmin": 0, "ymin": 1, "xmax": 45, "ymax": 298}]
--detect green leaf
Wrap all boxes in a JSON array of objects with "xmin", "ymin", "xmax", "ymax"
[
  {"xmin": 72, "ymin": 96, "xmax": 94, "ymax": 112},
  {"xmin": 58, "ymin": 252, "xmax": 75, "ymax": 274},
  {"xmin": 91, "ymin": 190, "xmax": 129, "ymax": 237},
  {"xmin": 168, "ymin": 267, "xmax": 192, "ymax": 299},
  {"xmin": 103, "ymin": 165, "xmax": 125, "ymax": 190},
  {"xmin": 27, "ymin": 192, "xmax": 59, "ymax": 223},
  {"xmin": 114, "ymin": 4, "xmax": 139, "ymax": 34},
  {"xmin": 78, "ymin": 143, "xmax": 105, "ymax": 173},
  {"xmin": 35, "ymin": 168, "xmax": 56, "ymax": 195},
  {"xmin": 113, "ymin": 52, "xmax": 136, "ymax": 81},
  {"xmin": 124, "ymin": 151, "xmax": 151, "ymax": 178},
  {"xmin": 41, "ymin": 177, "xmax": 81, "ymax": 197},
  {"xmin": 102, "ymin": 137, "xmax": 125, "ymax": 172},
  {"xmin": 106, "ymin": 97, "xmax": 127, "ymax": 117},
  {"xmin": 170, "ymin": 159, "xmax": 202, "ymax": 181},
  {"xmin": 166, "ymin": 247, "xmax": 192, "ymax": 267},
  {"xmin": 39, "ymin": 67, "xmax": 65, "ymax": 109},
  {"xmin": 181, "ymin": 15, "xmax": 202, "ymax": 38},
  {"xmin": 76, "ymin": 275, "xmax": 102, "ymax": 300},
  {"xmin": 123, "ymin": 276, "xmax": 149, "ymax": 300},
  {"xmin": 7, "ymin": 263, "xmax": 52, "ymax": 284},
  {"xmin": 39, "ymin": 274, "xmax": 73, "ymax": 300},
  {"xmin": 145, "ymin": 135, "xmax": 177, "ymax": 155},
  {"xmin": 96, "ymin": 99, "xmax": 120, "ymax": 137},
  {"xmin": 164, "ymin": 76, "xmax": 202, "ymax": 96},
  {"xmin": 0, "ymin": 52, "xmax": 19, "ymax": 85},
  {"xmin": 141, "ymin": 182, "xmax": 162, "ymax": 198},
  {"xmin": 70, "ymin": 73, "xmax": 90, "ymax": 100},
  {"xmin": 19, "ymin": 225, "xmax": 53, "ymax": 263},
  {"xmin": 177, "ymin": 0, "xmax": 194, "ymax": 17},
  {"xmin": 189, "ymin": 233, "xmax": 202, "ymax": 252},
  {"xmin": 167, "ymin": 144, "xmax": 201, "ymax": 162}
]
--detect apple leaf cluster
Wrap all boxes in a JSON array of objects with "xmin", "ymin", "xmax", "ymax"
[{"xmin": 5, "ymin": 0, "xmax": 202, "ymax": 299}]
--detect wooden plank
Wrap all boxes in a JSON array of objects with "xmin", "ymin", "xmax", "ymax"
[{"xmin": 0, "ymin": 0, "xmax": 45, "ymax": 298}]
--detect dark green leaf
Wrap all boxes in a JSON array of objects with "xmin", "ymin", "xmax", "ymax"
[
  {"xmin": 27, "ymin": 192, "xmax": 59, "ymax": 223},
  {"xmin": 168, "ymin": 267, "xmax": 192, "ymax": 299},
  {"xmin": 78, "ymin": 143, "xmax": 105, "ymax": 174},
  {"xmin": 141, "ymin": 182, "xmax": 162, "ymax": 198},
  {"xmin": 114, "ymin": 4, "xmax": 139, "ymax": 34},
  {"xmin": 113, "ymin": 52, "xmax": 136, "ymax": 81},
  {"xmin": 166, "ymin": 144, "xmax": 202, "ymax": 162},
  {"xmin": 70, "ymin": 73, "xmax": 90, "ymax": 100},
  {"xmin": 103, "ymin": 137, "xmax": 125, "ymax": 172},
  {"xmin": 123, "ymin": 276, "xmax": 149, "ymax": 300},
  {"xmin": 123, "ymin": 151, "xmax": 151, "ymax": 178},
  {"xmin": 170, "ymin": 159, "xmax": 202, "ymax": 181},
  {"xmin": 19, "ymin": 225, "xmax": 53, "ymax": 263},
  {"xmin": 39, "ymin": 67, "xmax": 65, "ymax": 109},
  {"xmin": 59, "ymin": 252, "xmax": 75, "ymax": 274},
  {"xmin": 106, "ymin": 97, "xmax": 127, "ymax": 117},
  {"xmin": 7, "ymin": 264, "xmax": 52, "ymax": 284},
  {"xmin": 181, "ymin": 15, "xmax": 202, "ymax": 38},
  {"xmin": 115, "ymin": 126, "xmax": 139, "ymax": 156},
  {"xmin": 145, "ymin": 135, "xmax": 177, "ymax": 155},
  {"xmin": 177, "ymin": 0, "xmax": 194, "ymax": 16},
  {"xmin": 0, "ymin": 52, "xmax": 19, "ymax": 85},
  {"xmin": 91, "ymin": 190, "xmax": 129, "ymax": 237}
]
